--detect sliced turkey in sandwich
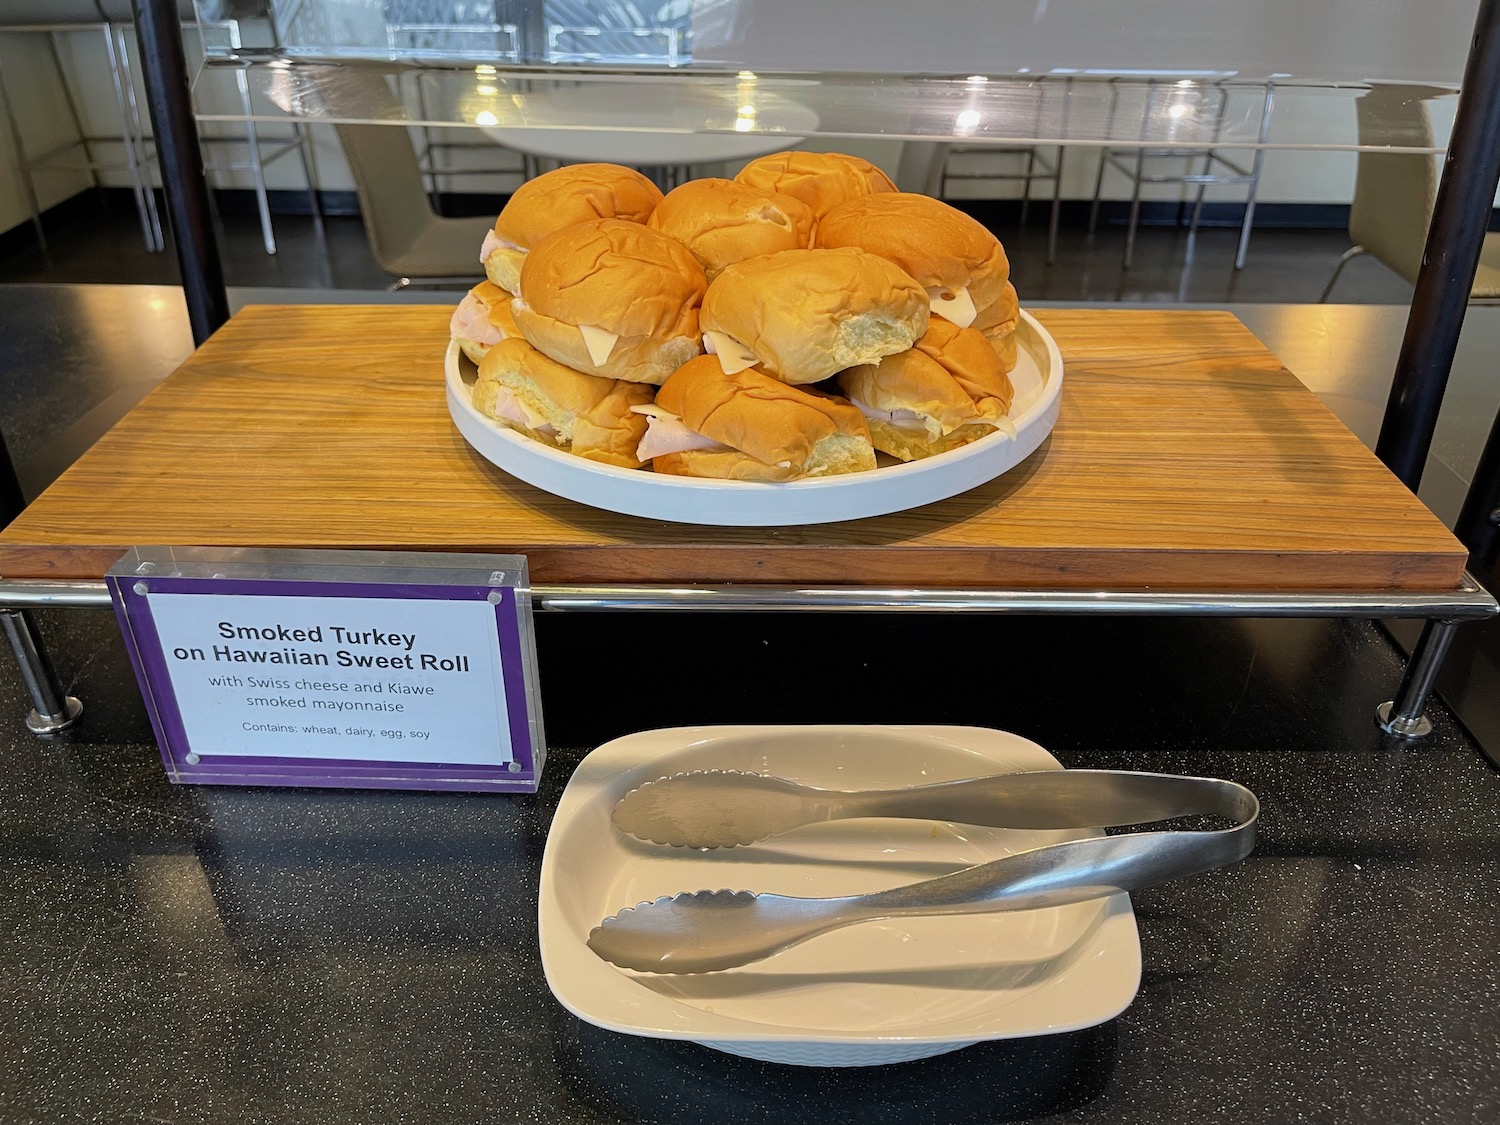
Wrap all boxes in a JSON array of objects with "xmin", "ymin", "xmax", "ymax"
[
  {"xmin": 640, "ymin": 355, "xmax": 876, "ymax": 481},
  {"xmin": 450, "ymin": 280, "xmax": 520, "ymax": 365},
  {"xmin": 473, "ymin": 336, "xmax": 653, "ymax": 469},
  {"xmin": 837, "ymin": 316, "xmax": 1016, "ymax": 462}
]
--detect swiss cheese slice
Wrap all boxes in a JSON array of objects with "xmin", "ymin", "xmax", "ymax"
[
  {"xmin": 703, "ymin": 331, "xmax": 759, "ymax": 375},
  {"xmin": 578, "ymin": 324, "xmax": 619, "ymax": 367},
  {"xmin": 927, "ymin": 285, "xmax": 977, "ymax": 328}
]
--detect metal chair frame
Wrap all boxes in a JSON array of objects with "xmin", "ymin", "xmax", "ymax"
[
  {"xmin": 1088, "ymin": 77, "xmax": 1274, "ymax": 271},
  {"xmin": 0, "ymin": 14, "xmax": 322, "ymax": 256}
]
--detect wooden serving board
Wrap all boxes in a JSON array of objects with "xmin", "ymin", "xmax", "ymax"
[{"xmin": 0, "ymin": 305, "xmax": 1467, "ymax": 591}]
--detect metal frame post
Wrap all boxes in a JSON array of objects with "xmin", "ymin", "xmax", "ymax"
[
  {"xmin": 1378, "ymin": 618, "xmax": 1461, "ymax": 737},
  {"xmin": 1375, "ymin": 0, "xmax": 1500, "ymax": 489},
  {"xmin": 0, "ymin": 610, "xmax": 81, "ymax": 734},
  {"xmin": 130, "ymin": 0, "xmax": 228, "ymax": 345}
]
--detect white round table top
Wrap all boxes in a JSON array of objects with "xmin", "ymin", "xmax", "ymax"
[{"xmin": 474, "ymin": 81, "xmax": 818, "ymax": 166}]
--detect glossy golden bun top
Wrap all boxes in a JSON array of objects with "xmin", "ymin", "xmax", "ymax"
[
  {"xmin": 700, "ymin": 247, "xmax": 929, "ymax": 384},
  {"xmin": 648, "ymin": 178, "xmax": 816, "ymax": 280},
  {"xmin": 816, "ymin": 192, "xmax": 1010, "ymax": 313},
  {"xmin": 518, "ymin": 218, "xmax": 706, "ymax": 340},
  {"xmin": 655, "ymin": 355, "xmax": 870, "ymax": 469},
  {"xmin": 493, "ymin": 163, "xmax": 663, "ymax": 250},
  {"xmin": 733, "ymin": 151, "xmax": 897, "ymax": 219}
]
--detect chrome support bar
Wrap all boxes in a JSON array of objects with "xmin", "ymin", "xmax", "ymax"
[
  {"xmin": 0, "ymin": 574, "xmax": 1490, "ymax": 741},
  {"xmin": 0, "ymin": 576, "xmax": 1493, "ymax": 619}
]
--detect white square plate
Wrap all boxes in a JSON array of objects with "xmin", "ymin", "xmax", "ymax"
[{"xmin": 538, "ymin": 725, "xmax": 1141, "ymax": 1067}]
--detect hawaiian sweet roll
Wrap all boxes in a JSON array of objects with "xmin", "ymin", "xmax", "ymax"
[
  {"xmin": 641, "ymin": 355, "xmax": 876, "ymax": 481},
  {"xmin": 817, "ymin": 192, "xmax": 1009, "ymax": 332},
  {"xmin": 512, "ymin": 218, "xmax": 707, "ymax": 385},
  {"xmin": 838, "ymin": 316, "xmax": 1016, "ymax": 462},
  {"xmin": 473, "ymin": 337, "xmax": 653, "ymax": 468},
  {"xmin": 647, "ymin": 178, "xmax": 816, "ymax": 280},
  {"xmin": 974, "ymin": 280, "xmax": 1020, "ymax": 370},
  {"xmin": 733, "ymin": 151, "xmax": 897, "ymax": 219},
  {"xmin": 699, "ymin": 247, "xmax": 928, "ymax": 385},
  {"xmin": 481, "ymin": 163, "xmax": 663, "ymax": 293},
  {"xmin": 450, "ymin": 281, "xmax": 520, "ymax": 365}
]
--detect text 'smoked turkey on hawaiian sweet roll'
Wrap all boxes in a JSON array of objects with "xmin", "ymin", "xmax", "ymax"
[
  {"xmin": 817, "ymin": 192, "xmax": 1010, "ymax": 332},
  {"xmin": 512, "ymin": 218, "xmax": 707, "ymax": 385},
  {"xmin": 699, "ymin": 247, "xmax": 929, "ymax": 385},
  {"xmin": 473, "ymin": 337, "xmax": 653, "ymax": 469},
  {"xmin": 481, "ymin": 163, "xmax": 663, "ymax": 294},
  {"xmin": 647, "ymin": 177, "xmax": 816, "ymax": 281},
  {"xmin": 449, "ymin": 280, "xmax": 521, "ymax": 365},
  {"xmin": 838, "ymin": 315, "xmax": 1016, "ymax": 462},
  {"xmin": 637, "ymin": 355, "xmax": 876, "ymax": 481},
  {"xmin": 733, "ymin": 151, "xmax": 896, "ymax": 220}
]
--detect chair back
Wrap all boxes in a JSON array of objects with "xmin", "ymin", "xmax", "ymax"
[
  {"xmin": 334, "ymin": 120, "xmax": 439, "ymax": 272},
  {"xmin": 1348, "ymin": 85, "xmax": 1447, "ymax": 285}
]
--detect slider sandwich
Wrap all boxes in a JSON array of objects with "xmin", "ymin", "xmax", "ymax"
[
  {"xmin": 838, "ymin": 316, "xmax": 1016, "ymax": 462},
  {"xmin": 699, "ymin": 247, "xmax": 929, "ymax": 385},
  {"xmin": 647, "ymin": 178, "xmax": 816, "ymax": 280},
  {"xmin": 481, "ymin": 163, "xmax": 663, "ymax": 293},
  {"xmin": 512, "ymin": 219, "xmax": 707, "ymax": 385},
  {"xmin": 817, "ymin": 192, "xmax": 1010, "ymax": 334},
  {"xmin": 974, "ymin": 280, "xmax": 1020, "ymax": 370},
  {"xmin": 734, "ymin": 150, "xmax": 897, "ymax": 219},
  {"xmin": 449, "ymin": 280, "xmax": 520, "ymax": 365},
  {"xmin": 473, "ymin": 337, "xmax": 653, "ymax": 469},
  {"xmin": 637, "ymin": 355, "xmax": 876, "ymax": 481}
]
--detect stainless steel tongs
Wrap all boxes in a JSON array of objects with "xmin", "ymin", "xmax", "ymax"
[{"xmin": 589, "ymin": 769, "xmax": 1258, "ymax": 974}]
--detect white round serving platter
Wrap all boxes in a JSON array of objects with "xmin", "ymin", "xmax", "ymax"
[
  {"xmin": 445, "ymin": 310, "xmax": 1063, "ymax": 526},
  {"xmin": 537, "ymin": 725, "xmax": 1141, "ymax": 1068}
]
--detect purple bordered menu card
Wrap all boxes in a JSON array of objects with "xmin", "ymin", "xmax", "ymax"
[{"xmin": 107, "ymin": 547, "xmax": 546, "ymax": 793}]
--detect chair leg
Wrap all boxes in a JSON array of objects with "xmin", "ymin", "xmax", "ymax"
[
  {"xmin": 1319, "ymin": 245, "xmax": 1368, "ymax": 302},
  {"xmin": 292, "ymin": 121, "xmax": 325, "ymax": 238},
  {"xmin": 1234, "ymin": 147, "xmax": 1267, "ymax": 270},
  {"xmin": 1019, "ymin": 148, "xmax": 1036, "ymax": 230},
  {"xmin": 1123, "ymin": 149, "xmax": 1146, "ymax": 270},
  {"xmin": 1087, "ymin": 148, "xmax": 1109, "ymax": 235},
  {"xmin": 0, "ymin": 53, "xmax": 46, "ymax": 252},
  {"xmin": 103, "ymin": 25, "xmax": 162, "ymax": 253},
  {"xmin": 1047, "ymin": 146, "xmax": 1064, "ymax": 265}
]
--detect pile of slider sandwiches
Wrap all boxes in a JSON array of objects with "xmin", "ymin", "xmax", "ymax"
[{"xmin": 449, "ymin": 151, "xmax": 1021, "ymax": 481}]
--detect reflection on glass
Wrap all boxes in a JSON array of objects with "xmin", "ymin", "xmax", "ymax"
[{"xmin": 196, "ymin": 0, "xmax": 694, "ymax": 65}]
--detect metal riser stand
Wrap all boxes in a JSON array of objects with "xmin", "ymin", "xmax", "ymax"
[{"xmin": 0, "ymin": 578, "xmax": 1492, "ymax": 741}]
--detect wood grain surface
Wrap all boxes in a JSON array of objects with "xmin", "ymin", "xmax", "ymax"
[{"xmin": 0, "ymin": 305, "xmax": 1468, "ymax": 590}]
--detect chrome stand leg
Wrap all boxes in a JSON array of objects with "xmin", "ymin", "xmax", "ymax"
[
  {"xmin": 1320, "ymin": 245, "xmax": 1367, "ymax": 302},
  {"xmin": 0, "ymin": 609, "xmax": 82, "ymax": 735},
  {"xmin": 1378, "ymin": 618, "xmax": 1459, "ymax": 738}
]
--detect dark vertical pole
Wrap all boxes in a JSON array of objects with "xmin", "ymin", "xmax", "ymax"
[
  {"xmin": 1454, "ymin": 411, "xmax": 1500, "ymax": 574},
  {"xmin": 1375, "ymin": 0, "xmax": 1500, "ymax": 490},
  {"xmin": 0, "ymin": 428, "xmax": 26, "ymax": 527},
  {"xmin": 130, "ymin": 0, "xmax": 229, "ymax": 346}
]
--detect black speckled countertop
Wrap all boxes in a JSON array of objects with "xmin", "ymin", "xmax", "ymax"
[{"xmin": 2, "ymin": 607, "xmax": 1498, "ymax": 1125}]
